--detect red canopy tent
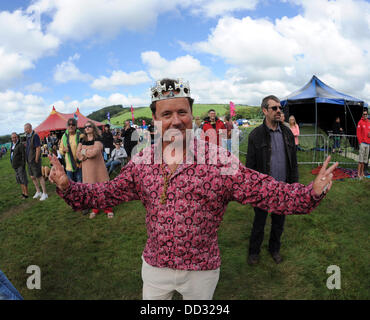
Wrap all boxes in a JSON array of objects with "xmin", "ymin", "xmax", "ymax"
[{"xmin": 35, "ymin": 106, "xmax": 104, "ymax": 140}]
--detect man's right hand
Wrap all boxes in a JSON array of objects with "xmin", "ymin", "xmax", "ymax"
[{"xmin": 48, "ymin": 155, "xmax": 70, "ymax": 191}]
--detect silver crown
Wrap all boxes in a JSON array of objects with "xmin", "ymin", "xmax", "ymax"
[{"xmin": 151, "ymin": 78, "xmax": 191, "ymax": 102}]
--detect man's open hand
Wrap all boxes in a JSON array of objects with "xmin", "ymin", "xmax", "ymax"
[
  {"xmin": 48, "ymin": 155, "xmax": 70, "ymax": 191},
  {"xmin": 313, "ymin": 156, "xmax": 338, "ymax": 195}
]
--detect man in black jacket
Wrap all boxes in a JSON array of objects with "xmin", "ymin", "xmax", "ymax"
[
  {"xmin": 246, "ymin": 95, "xmax": 298, "ymax": 265},
  {"xmin": 102, "ymin": 124, "xmax": 114, "ymax": 160},
  {"xmin": 10, "ymin": 132, "xmax": 29, "ymax": 199},
  {"xmin": 121, "ymin": 120, "xmax": 138, "ymax": 159}
]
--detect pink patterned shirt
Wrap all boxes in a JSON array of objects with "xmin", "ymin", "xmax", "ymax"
[{"xmin": 57, "ymin": 140, "xmax": 324, "ymax": 271}]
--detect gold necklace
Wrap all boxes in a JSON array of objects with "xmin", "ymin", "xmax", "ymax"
[{"xmin": 160, "ymin": 163, "xmax": 179, "ymax": 204}]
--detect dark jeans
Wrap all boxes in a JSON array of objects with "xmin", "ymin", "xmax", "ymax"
[
  {"xmin": 105, "ymin": 159, "xmax": 121, "ymax": 174},
  {"xmin": 66, "ymin": 168, "xmax": 82, "ymax": 183},
  {"xmin": 333, "ymin": 137, "xmax": 341, "ymax": 149},
  {"xmin": 248, "ymin": 207, "xmax": 286, "ymax": 255}
]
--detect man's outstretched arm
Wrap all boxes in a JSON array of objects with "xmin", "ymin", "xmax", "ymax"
[
  {"xmin": 229, "ymin": 156, "xmax": 338, "ymax": 215},
  {"xmin": 49, "ymin": 155, "xmax": 139, "ymax": 211}
]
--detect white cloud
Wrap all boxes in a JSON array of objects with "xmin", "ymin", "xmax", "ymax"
[
  {"xmin": 179, "ymin": 0, "xmax": 258, "ymax": 18},
  {"xmin": 0, "ymin": 90, "xmax": 48, "ymax": 135},
  {"xmin": 0, "ymin": 8, "xmax": 59, "ymax": 90},
  {"xmin": 33, "ymin": 0, "xmax": 178, "ymax": 41},
  {"xmin": 25, "ymin": 82, "xmax": 48, "ymax": 93},
  {"xmin": 140, "ymin": 51, "xmax": 282, "ymax": 105},
  {"xmin": 91, "ymin": 70, "xmax": 151, "ymax": 90},
  {"xmin": 54, "ymin": 54, "xmax": 92, "ymax": 83},
  {"xmin": 141, "ymin": 51, "xmax": 212, "ymax": 81},
  {"xmin": 0, "ymin": 48, "xmax": 33, "ymax": 90},
  {"xmin": 183, "ymin": 0, "xmax": 370, "ymax": 104},
  {"xmin": 0, "ymin": 89, "xmax": 149, "ymax": 136}
]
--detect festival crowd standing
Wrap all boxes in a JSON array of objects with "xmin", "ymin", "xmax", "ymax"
[
  {"xmin": 223, "ymin": 114, "xmax": 234, "ymax": 152},
  {"xmin": 10, "ymin": 132, "xmax": 29, "ymax": 199},
  {"xmin": 59, "ymin": 118, "xmax": 82, "ymax": 183},
  {"xmin": 76, "ymin": 121, "xmax": 114, "ymax": 219},
  {"xmin": 332, "ymin": 116, "xmax": 344, "ymax": 153},
  {"xmin": 49, "ymin": 78, "xmax": 338, "ymax": 300},
  {"xmin": 121, "ymin": 120, "xmax": 138, "ymax": 160},
  {"xmin": 202, "ymin": 109, "xmax": 226, "ymax": 146},
  {"xmin": 102, "ymin": 124, "xmax": 114, "ymax": 161},
  {"xmin": 246, "ymin": 96, "xmax": 298, "ymax": 265},
  {"xmin": 24, "ymin": 123, "xmax": 48, "ymax": 201},
  {"xmin": 289, "ymin": 115, "xmax": 300, "ymax": 151},
  {"xmin": 356, "ymin": 109, "xmax": 370, "ymax": 179}
]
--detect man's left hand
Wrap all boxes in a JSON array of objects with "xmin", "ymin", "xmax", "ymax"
[{"xmin": 313, "ymin": 156, "xmax": 338, "ymax": 195}]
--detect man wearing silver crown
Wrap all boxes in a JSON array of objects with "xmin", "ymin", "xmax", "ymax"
[{"xmin": 48, "ymin": 78, "xmax": 338, "ymax": 300}]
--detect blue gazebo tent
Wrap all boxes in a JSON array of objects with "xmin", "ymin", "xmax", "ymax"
[{"xmin": 281, "ymin": 75, "xmax": 366, "ymax": 137}]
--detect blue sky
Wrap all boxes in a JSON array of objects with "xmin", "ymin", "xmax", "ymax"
[{"xmin": 0, "ymin": 0, "xmax": 369, "ymax": 135}]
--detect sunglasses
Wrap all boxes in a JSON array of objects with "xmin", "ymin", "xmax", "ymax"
[
  {"xmin": 268, "ymin": 106, "xmax": 284, "ymax": 111},
  {"xmin": 84, "ymin": 125, "xmax": 92, "ymax": 129},
  {"xmin": 68, "ymin": 123, "xmax": 76, "ymax": 126}
]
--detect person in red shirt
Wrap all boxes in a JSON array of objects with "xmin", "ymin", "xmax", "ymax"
[
  {"xmin": 202, "ymin": 109, "xmax": 226, "ymax": 146},
  {"xmin": 356, "ymin": 109, "xmax": 370, "ymax": 179}
]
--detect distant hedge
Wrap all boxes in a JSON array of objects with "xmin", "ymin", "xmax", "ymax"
[{"xmin": 87, "ymin": 105, "xmax": 125, "ymax": 122}]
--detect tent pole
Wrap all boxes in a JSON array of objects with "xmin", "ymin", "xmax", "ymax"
[
  {"xmin": 344, "ymin": 100, "xmax": 348, "ymax": 134},
  {"xmin": 315, "ymin": 99, "xmax": 318, "ymax": 136},
  {"xmin": 315, "ymin": 99, "xmax": 318, "ymax": 163},
  {"xmin": 346, "ymin": 102, "xmax": 357, "ymax": 130}
]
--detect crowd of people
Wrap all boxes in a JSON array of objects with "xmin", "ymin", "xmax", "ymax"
[
  {"xmin": 5, "ymin": 77, "xmax": 368, "ymax": 300},
  {"xmin": 8, "ymin": 120, "xmax": 140, "ymax": 218},
  {"xmin": 45, "ymin": 78, "xmax": 340, "ymax": 300}
]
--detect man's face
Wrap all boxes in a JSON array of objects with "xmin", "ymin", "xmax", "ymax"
[
  {"xmin": 362, "ymin": 111, "xmax": 368, "ymax": 120},
  {"xmin": 263, "ymin": 99, "xmax": 283, "ymax": 124},
  {"xmin": 209, "ymin": 111, "xmax": 216, "ymax": 121},
  {"xmin": 153, "ymin": 97, "xmax": 193, "ymax": 142},
  {"xmin": 11, "ymin": 134, "xmax": 18, "ymax": 143},
  {"xmin": 24, "ymin": 125, "xmax": 31, "ymax": 134},
  {"xmin": 67, "ymin": 122, "xmax": 76, "ymax": 133},
  {"xmin": 125, "ymin": 121, "xmax": 130, "ymax": 128}
]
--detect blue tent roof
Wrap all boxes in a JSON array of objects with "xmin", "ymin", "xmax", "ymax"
[{"xmin": 281, "ymin": 75, "xmax": 366, "ymax": 106}]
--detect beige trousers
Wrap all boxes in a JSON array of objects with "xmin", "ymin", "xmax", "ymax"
[{"xmin": 141, "ymin": 256, "xmax": 220, "ymax": 300}]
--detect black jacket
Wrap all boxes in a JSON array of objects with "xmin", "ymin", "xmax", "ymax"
[
  {"xmin": 121, "ymin": 127, "xmax": 138, "ymax": 156},
  {"xmin": 11, "ymin": 140, "xmax": 26, "ymax": 169},
  {"xmin": 102, "ymin": 131, "xmax": 114, "ymax": 150},
  {"xmin": 332, "ymin": 122, "xmax": 343, "ymax": 135},
  {"xmin": 246, "ymin": 120, "xmax": 298, "ymax": 183}
]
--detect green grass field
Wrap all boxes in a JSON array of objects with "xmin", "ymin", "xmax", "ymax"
[{"xmin": 0, "ymin": 147, "xmax": 369, "ymax": 300}]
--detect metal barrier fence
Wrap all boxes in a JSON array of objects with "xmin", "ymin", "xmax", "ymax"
[
  {"xmin": 326, "ymin": 134, "xmax": 359, "ymax": 165},
  {"xmin": 296, "ymin": 134, "xmax": 327, "ymax": 165},
  {"xmin": 238, "ymin": 130, "xmax": 360, "ymax": 166}
]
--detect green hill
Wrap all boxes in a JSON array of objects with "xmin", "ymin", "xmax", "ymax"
[
  {"xmin": 105, "ymin": 104, "xmax": 261, "ymax": 126},
  {"xmin": 87, "ymin": 105, "xmax": 125, "ymax": 122}
]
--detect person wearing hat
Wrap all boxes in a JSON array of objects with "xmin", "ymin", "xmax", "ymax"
[
  {"xmin": 59, "ymin": 118, "xmax": 82, "ymax": 183},
  {"xmin": 49, "ymin": 78, "xmax": 338, "ymax": 300}
]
